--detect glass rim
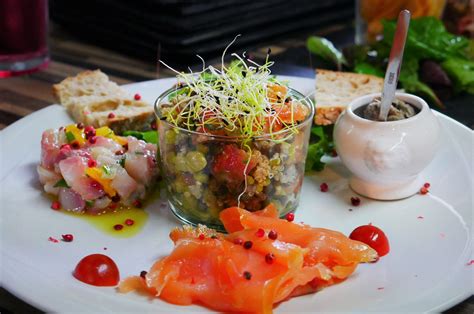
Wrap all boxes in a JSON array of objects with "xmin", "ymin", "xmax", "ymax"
[{"xmin": 154, "ymin": 84, "xmax": 315, "ymax": 140}]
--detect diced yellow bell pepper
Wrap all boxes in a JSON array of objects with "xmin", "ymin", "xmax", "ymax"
[
  {"xmin": 65, "ymin": 124, "xmax": 86, "ymax": 145},
  {"xmin": 85, "ymin": 167, "xmax": 117, "ymax": 197},
  {"xmin": 95, "ymin": 126, "xmax": 128, "ymax": 146},
  {"xmin": 112, "ymin": 135, "xmax": 128, "ymax": 146},
  {"xmin": 95, "ymin": 126, "xmax": 114, "ymax": 137}
]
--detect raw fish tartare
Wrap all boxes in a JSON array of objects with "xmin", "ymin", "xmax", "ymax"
[{"xmin": 38, "ymin": 124, "xmax": 158, "ymax": 213}]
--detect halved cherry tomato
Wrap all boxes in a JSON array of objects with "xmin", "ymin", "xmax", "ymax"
[
  {"xmin": 349, "ymin": 225, "xmax": 390, "ymax": 257},
  {"xmin": 73, "ymin": 254, "xmax": 120, "ymax": 286}
]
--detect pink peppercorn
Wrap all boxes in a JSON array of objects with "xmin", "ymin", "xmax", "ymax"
[
  {"xmin": 320, "ymin": 182, "xmax": 329, "ymax": 192},
  {"xmin": 255, "ymin": 228, "xmax": 265, "ymax": 237},
  {"xmin": 87, "ymin": 159, "xmax": 97, "ymax": 167},
  {"xmin": 61, "ymin": 234, "xmax": 74, "ymax": 242},
  {"xmin": 51, "ymin": 201, "xmax": 61, "ymax": 210},
  {"xmin": 351, "ymin": 197, "xmax": 361, "ymax": 206},
  {"xmin": 268, "ymin": 230, "xmax": 278, "ymax": 240},
  {"xmin": 265, "ymin": 253, "xmax": 275, "ymax": 264}
]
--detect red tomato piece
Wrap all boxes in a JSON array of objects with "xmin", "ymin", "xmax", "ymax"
[
  {"xmin": 349, "ymin": 225, "xmax": 390, "ymax": 257},
  {"xmin": 73, "ymin": 254, "xmax": 120, "ymax": 286},
  {"xmin": 212, "ymin": 144, "xmax": 256, "ymax": 182}
]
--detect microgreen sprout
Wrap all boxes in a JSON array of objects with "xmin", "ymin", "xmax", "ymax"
[
  {"xmin": 158, "ymin": 42, "xmax": 308, "ymax": 144},
  {"xmin": 158, "ymin": 38, "xmax": 311, "ymax": 207}
]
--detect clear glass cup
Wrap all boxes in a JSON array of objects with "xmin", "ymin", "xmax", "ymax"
[
  {"xmin": 0, "ymin": 0, "xmax": 50, "ymax": 78},
  {"xmin": 355, "ymin": 0, "xmax": 447, "ymax": 44},
  {"xmin": 155, "ymin": 86, "xmax": 314, "ymax": 231}
]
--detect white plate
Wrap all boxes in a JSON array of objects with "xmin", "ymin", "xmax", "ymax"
[{"xmin": 1, "ymin": 77, "xmax": 472, "ymax": 313}]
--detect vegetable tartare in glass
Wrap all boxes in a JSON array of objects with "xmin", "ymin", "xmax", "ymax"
[{"xmin": 155, "ymin": 55, "xmax": 314, "ymax": 230}]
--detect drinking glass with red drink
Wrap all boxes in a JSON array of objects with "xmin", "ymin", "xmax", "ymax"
[{"xmin": 0, "ymin": 0, "xmax": 49, "ymax": 78}]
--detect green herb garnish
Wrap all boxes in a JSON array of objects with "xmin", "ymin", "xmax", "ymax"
[
  {"xmin": 159, "ymin": 40, "xmax": 308, "ymax": 143},
  {"xmin": 119, "ymin": 157, "xmax": 126, "ymax": 168},
  {"xmin": 102, "ymin": 165, "xmax": 111, "ymax": 175}
]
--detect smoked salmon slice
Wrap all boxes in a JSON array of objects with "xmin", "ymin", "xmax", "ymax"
[
  {"xmin": 120, "ymin": 225, "xmax": 323, "ymax": 313},
  {"xmin": 119, "ymin": 205, "xmax": 379, "ymax": 313},
  {"xmin": 220, "ymin": 205, "xmax": 378, "ymax": 294},
  {"xmin": 220, "ymin": 205, "xmax": 378, "ymax": 265}
]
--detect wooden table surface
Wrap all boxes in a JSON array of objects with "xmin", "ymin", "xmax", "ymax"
[{"xmin": 1, "ymin": 24, "xmax": 472, "ymax": 313}]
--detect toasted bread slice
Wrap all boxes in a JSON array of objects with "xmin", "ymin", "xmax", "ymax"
[
  {"xmin": 314, "ymin": 69, "xmax": 383, "ymax": 125},
  {"xmin": 53, "ymin": 70, "xmax": 154, "ymax": 133}
]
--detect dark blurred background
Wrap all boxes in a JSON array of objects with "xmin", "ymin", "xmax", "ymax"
[
  {"xmin": 46, "ymin": 0, "xmax": 473, "ymax": 128},
  {"xmin": 49, "ymin": 0, "xmax": 355, "ymax": 68}
]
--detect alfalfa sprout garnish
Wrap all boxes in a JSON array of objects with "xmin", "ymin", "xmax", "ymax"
[{"xmin": 158, "ymin": 37, "xmax": 310, "ymax": 143}]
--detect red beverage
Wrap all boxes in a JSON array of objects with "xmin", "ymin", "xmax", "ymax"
[{"xmin": 0, "ymin": 0, "xmax": 49, "ymax": 78}]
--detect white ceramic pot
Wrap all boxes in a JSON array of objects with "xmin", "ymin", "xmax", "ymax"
[{"xmin": 334, "ymin": 92, "xmax": 441, "ymax": 200}]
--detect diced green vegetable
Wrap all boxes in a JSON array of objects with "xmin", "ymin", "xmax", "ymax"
[
  {"xmin": 185, "ymin": 151, "xmax": 207, "ymax": 172},
  {"xmin": 65, "ymin": 131, "xmax": 75, "ymax": 143},
  {"xmin": 119, "ymin": 157, "xmax": 126, "ymax": 168},
  {"xmin": 174, "ymin": 155, "xmax": 189, "ymax": 172},
  {"xmin": 165, "ymin": 130, "xmax": 177, "ymax": 145},
  {"xmin": 102, "ymin": 165, "xmax": 111, "ymax": 175},
  {"xmin": 53, "ymin": 178, "xmax": 69, "ymax": 188}
]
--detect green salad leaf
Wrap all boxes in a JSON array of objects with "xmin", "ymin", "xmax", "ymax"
[
  {"xmin": 305, "ymin": 126, "xmax": 334, "ymax": 172},
  {"xmin": 382, "ymin": 17, "xmax": 470, "ymax": 61},
  {"xmin": 307, "ymin": 17, "xmax": 473, "ymax": 110},
  {"xmin": 353, "ymin": 62, "xmax": 384, "ymax": 77},
  {"xmin": 441, "ymin": 58, "xmax": 474, "ymax": 94},
  {"xmin": 307, "ymin": 36, "xmax": 347, "ymax": 71},
  {"xmin": 381, "ymin": 17, "xmax": 473, "ymax": 101},
  {"xmin": 398, "ymin": 56, "xmax": 443, "ymax": 107},
  {"xmin": 123, "ymin": 130, "xmax": 158, "ymax": 144},
  {"xmin": 167, "ymin": 86, "xmax": 190, "ymax": 101}
]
